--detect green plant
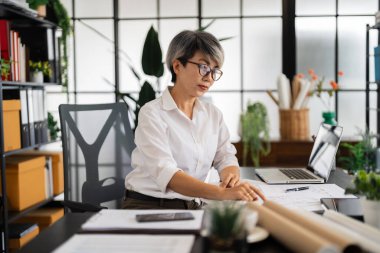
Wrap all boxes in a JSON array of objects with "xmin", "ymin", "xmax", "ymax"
[
  {"xmin": 119, "ymin": 25, "xmax": 162, "ymax": 127},
  {"xmin": 47, "ymin": 112, "xmax": 60, "ymax": 140},
  {"xmin": 29, "ymin": 60, "xmax": 52, "ymax": 77},
  {"xmin": 346, "ymin": 170, "xmax": 380, "ymax": 201},
  {"xmin": 0, "ymin": 59, "xmax": 11, "ymax": 80},
  {"xmin": 208, "ymin": 201, "xmax": 245, "ymax": 241},
  {"xmin": 48, "ymin": 0, "xmax": 71, "ymax": 89},
  {"xmin": 241, "ymin": 102, "xmax": 271, "ymax": 167},
  {"xmin": 338, "ymin": 129, "xmax": 377, "ymax": 173},
  {"xmin": 26, "ymin": 0, "xmax": 49, "ymax": 9}
]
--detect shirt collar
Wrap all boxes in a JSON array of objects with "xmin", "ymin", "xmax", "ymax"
[
  {"xmin": 161, "ymin": 86, "xmax": 207, "ymax": 113},
  {"xmin": 162, "ymin": 86, "xmax": 178, "ymax": 111}
]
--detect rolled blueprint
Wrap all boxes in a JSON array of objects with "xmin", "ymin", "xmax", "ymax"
[
  {"xmin": 277, "ymin": 74, "xmax": 291, "ymax": 109},
  {"xmin": 263, "ymin": 201, "xmax": 362, "ymax": 253},
  {"xmin": 248, "ymin": 202, "xmax": 339, "ymax": 253}
]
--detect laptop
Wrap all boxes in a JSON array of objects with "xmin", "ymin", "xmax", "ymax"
[{"xmin": 255, "ymin": 123, "xmax": 343, "ymax": 184}]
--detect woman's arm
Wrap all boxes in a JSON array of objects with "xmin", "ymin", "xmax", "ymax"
[{"xmin": 168, "ymin": 171, "xmax": 266, "ymax": 201}]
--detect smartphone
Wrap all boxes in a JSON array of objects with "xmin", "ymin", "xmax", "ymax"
[
  {"xmin": 135, "ymin": 212, "xmax": 195, "ymax": 222},
  {"xmin": 320, "ymin": 198, "xmax": 363, "ymax": 220}
]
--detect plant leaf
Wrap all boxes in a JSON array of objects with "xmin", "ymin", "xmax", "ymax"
[
  {"xmin": 218, "ymin": 36, "xmax": 235, "ymax": 42},
  {"xmin": 137, "ymin": 81, "xmax": 156, "ymax": 107},
  {"xmin": 142, "ymin": 26, "xmax": 163, "ymax": 77},
  {"xmin": 199, "ymin": 19, "xmax": 215, "ymax": 31}
]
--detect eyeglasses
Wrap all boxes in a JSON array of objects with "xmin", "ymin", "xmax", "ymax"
[{"xmin": 186, "ymin": 60, "xmax": 223, "ymax": 81}]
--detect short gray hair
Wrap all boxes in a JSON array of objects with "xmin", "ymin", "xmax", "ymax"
[{"xmin": 166, "ymin": 30, "xmax": 224, "ymax": 83}]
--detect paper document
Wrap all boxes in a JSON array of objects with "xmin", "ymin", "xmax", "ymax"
[
  {"xmin": 81, "ymin": 209, "xmax": 204, "ymax": 233},
  {"xmin": 53, "ymin": 234, "xmax": 195, "ymax": 253},
  {"xmin": 245, "ymin": 180, "xmax": 356, "ymax": 212}
]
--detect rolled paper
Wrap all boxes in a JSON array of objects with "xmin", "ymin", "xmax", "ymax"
[
  {"xmin": 247, "ymin": 202, "xmax": 339, "ymax": 253},
  {"xmin": 263, "ymin": 201, "xmax": 362, "ymax": 253}
]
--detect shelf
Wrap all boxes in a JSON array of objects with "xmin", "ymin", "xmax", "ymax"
[
  {"xmin": 0, "ymin": 81, "xmax": 60, "ymax": 88},
  {"xmin": 367, "ymin": 81, "xmax": 380, "ymax": 85},
  {"xmin": 3, "ymin": 140, "xmax": 61, "ymax": 157},
  {"xmin": 7, "ymin": 196, "xmax": 55, "ymax": 223},
  {"xmin": 0, "ymin": 3, "xmax": 56, "ymax": 28}
]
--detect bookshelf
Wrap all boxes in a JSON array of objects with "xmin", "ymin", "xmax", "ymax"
[{"xmin": 0, "ymin": 2, "xmax": 61, "ymax": 252}]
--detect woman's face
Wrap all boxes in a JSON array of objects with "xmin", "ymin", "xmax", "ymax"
[{"xmin": 174, "ymin": 51, "xmax": 221, "ymax": 98}]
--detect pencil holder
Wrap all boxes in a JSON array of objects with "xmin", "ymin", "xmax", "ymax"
[{"xmin": 279, "ymin": 109, "xmax": 310, "ymax": 140}]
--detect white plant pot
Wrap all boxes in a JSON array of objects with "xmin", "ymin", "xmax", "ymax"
[
  {"xmin": 31, "ymin": 71, "xmax": 43, "ymax": 83},
  {"xmin": 37, "ymin": 5, "xmax": 46, "ymax": 18},
  {"xmin": 361, "ymin": 198, "xmax": 380, "ymax": 229}
]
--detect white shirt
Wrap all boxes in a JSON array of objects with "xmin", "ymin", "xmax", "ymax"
[{"xmin": 125, "ymin": 87, "xmax": 239, "ymax": 200}]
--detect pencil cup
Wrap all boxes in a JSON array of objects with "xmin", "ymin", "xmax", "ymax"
[{"xmin": 279, "ymin": 109, "xmax": 310, "ymax": 140}]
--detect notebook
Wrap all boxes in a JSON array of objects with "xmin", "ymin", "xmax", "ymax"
[{"xmin": 255, "ymin": 123, "xmax": 343, "ymax": 184}]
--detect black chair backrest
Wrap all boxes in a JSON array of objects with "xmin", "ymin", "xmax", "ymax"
[{"xmin": 59, "ymin": 103, "xmax": 135, "ymax": 209}]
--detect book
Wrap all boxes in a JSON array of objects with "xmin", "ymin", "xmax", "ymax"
[
  {"xmin": 9, "ymin": 223, "xmax": 38, "ymax": 239},
  {"xmin": 0, "ymin": 20, "xmax": 11, "ymax": 80}
]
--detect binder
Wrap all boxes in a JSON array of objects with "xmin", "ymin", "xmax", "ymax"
[
  {"xmin": 27, "ymin": 89, "xmax": 36, "ymax": 146},
  {"xmin": 32, "ymin": 89, "xmax": 41, "ymax": 144},
  {"xmin": 20, "ymin": 89, "xmax": 30, "ymax": 147},
  {"xmin": 41, "ymin": 89, "xmax": 48, "ymax": 143}
]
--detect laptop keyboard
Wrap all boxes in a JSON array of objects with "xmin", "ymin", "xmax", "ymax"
[{"xmin": 279, "ymin": 169, "xmax": 317, "ymax": 180}]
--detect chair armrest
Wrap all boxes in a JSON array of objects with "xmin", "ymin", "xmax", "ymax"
[{"xmin": 63, "ymin": 200, "xmax": 107, "ymax": 213}]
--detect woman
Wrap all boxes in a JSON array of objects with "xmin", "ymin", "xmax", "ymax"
[{"xmin": 124, "ymin": 30, "xmax": 265, "ymax": 209}]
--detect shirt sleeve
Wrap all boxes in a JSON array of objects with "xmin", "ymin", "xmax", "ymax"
[
  {"xmin": 213, "ymin": 109, "xmax": 239, "ymax": 172},
  {"xmin": 132, "ymin": 106, "xmax": 181, "ymax": 193}
]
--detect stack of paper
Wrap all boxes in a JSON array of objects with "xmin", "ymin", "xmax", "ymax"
[
  {"xmin": 81, "ymin": 209, "xmax": 204, "ymax": 234},
  {"xmin": 244, "ymin": 180, "xmax": 356, "ymax": 212},
  {"xmin": 53, "ymin": 234, "xmax": 195, "ymax": 253}
]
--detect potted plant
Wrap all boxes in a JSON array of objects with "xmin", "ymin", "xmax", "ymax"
[
  {"xmin": 346, "ymin": 170, "xmax": 380, "ymax": 228},
  {"xmin": 338, "ymin": 129, "xmax": 377, "ymax": 174},
  {"xmin": 26, "ymin": 0, "xmax": 49, "ymax": 17},
  {"xmin": 47, "ymin": 0, "xmax": 71, "ymax": 89},
  {"xmin": 205, "ymin": 201, "xmax": 248, "ymax": 252},
  {"xmin": 241, "ymin": 102, "xmax": 271, "ymax": 167},
  {"xmin": 29, "ymin": 60, "xmax": 51, "ymax": 83},
  {"xmin": 119, "ymin": 25, "xmax": 162, "ymax": 128},
  {"xmin": 0, "ymin": 59, "xmax": 11, "ymax": 81},
  {"xmin": 47, "ymin": 112, "xmax": 60, "ymax": 141}
]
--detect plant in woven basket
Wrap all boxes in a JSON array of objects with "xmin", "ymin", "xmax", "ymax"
[{"xmin": 241, "ymin": 102, "xmax": 270, "ymax": 167}]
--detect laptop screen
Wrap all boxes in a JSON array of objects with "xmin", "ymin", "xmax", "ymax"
[{"xmin": 308, "ymin": 123, "xmax": 343, "ymax": 179}]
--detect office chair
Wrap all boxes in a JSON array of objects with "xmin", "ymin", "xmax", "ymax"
[{"xmin": 59, "ymin": 103, "xmax": 135, "ymax": 212}]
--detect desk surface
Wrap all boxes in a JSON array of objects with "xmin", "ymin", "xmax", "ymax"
[{"xmin": 16, "ymin": 167, "xmax": 353, "ymax": 253}]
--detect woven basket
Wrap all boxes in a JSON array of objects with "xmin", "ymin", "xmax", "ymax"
[{"xmin": 279, "ymin": 109, "xmax": 310, "ymax": 140}]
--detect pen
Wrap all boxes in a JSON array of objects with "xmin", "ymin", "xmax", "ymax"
[{"xmin": 285, "ymin": 186, "xmax": 309, "ymax": 192}]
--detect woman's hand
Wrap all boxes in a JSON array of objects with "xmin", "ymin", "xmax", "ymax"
[
  {"xmin": 219, "ymin": 166, "xmax": 240, "ymax": 188},
  {"xmin": 222, "ymin": 182, "xmax": 266, "ymax": 202}
]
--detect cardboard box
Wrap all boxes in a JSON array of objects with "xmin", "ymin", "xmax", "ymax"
[
  {"xmin": 17, "ymin": 207, "xmax": 64, "ymax": 230},
  {"xmin": 4, "ymin": 156, "xmax": 46, "ymax": 210},
  {"xmin": 3, "ymin": 100, "xmax": 21, "ymax": 151},
  {"xmin": 9, "ymin": 223, "xmax": 39, "ymax": 250},
  {"xmin": 21, "ymin": 151, "xmax": 64, "ymax": 195}
]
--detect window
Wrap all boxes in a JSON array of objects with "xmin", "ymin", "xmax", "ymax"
[{"xmin": 50, "ymin": 0, "xmax": 378, "ymax": 141}]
